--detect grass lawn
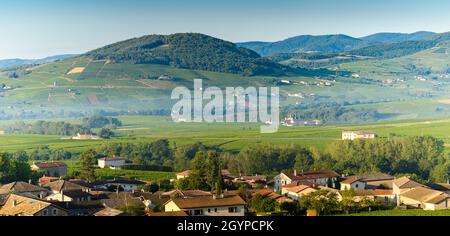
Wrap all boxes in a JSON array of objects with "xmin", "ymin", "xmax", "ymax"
[{"xmin": 345, "ymin": 209, "xmax": 450, "ymax": 216}]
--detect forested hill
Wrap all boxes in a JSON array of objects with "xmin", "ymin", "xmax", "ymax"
[
  {"xmin": 237, "ymin": 34, "xmax": 365, "ymax": 56},
  {"xmin": 85, "ymin": 33, "xmax": 289, "ymax": 76}
]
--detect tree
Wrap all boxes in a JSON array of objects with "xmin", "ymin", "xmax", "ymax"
[
  {"xmin": 0, "ymin": 153, "xmax": 12, "ymax": 183},
  {"xmin": 248, "ymin": 194, "xmax": 278, "ymax": 213},
  {"xmin": 430, "ymin": 162, "xmax": 450, "ymax": 183},
  {"xmin": 300, "ymin": 190, "xmax": 339, "ymax": 216},
  {"xmin": 99, "ymin": 128, "xmax": 114, "ymax": 139},
  {"xmin": 79, "ymin": 149, "xmax": 97, "ymax": 182}
]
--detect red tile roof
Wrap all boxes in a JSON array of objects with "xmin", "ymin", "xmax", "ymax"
[{"xmin": 33, "ymin": 162, "xmax": 67, "ymax": 169}]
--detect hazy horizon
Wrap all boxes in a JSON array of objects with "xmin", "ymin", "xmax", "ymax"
[{"xmin": 1, "ymin": 0, "xmax": 450, "ymax": 59}]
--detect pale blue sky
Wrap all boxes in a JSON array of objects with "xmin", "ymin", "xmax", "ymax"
[{"xmin": 1, "ymin": 0, "xmax": 450, "ymax": 59}]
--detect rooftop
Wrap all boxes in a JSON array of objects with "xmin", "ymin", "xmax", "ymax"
[
  {"xmin": 0, "ymin": 182, "xmax": 48, "ymax": 195},
  {"xmin": 33, "ymin": 162, "xmax": 67, "ymax": 169},
  {"xmin": 0, "ymin": 194, "xmax": 65, "ymax": 216},
  {"xmin": 285, "ymin": 170, "xmax": 340, "ymax": 181}
]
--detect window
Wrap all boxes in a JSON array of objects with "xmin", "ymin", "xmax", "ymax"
[
  {"xmin": 42, "ymin": 209, "xmax": 48, "ymax": 216},
  {"xmin": 53, "ymin": 209, "xmax": 58, "ymax": 216},
  {"xmin": 208, "ymin": 209, "xmax": 211, "ymax": 213},
  {"xmin": 355, "ymin": 184, "xmax": 359, "ymax": 188},
  {"xmin": 194, "ymin": 210, "xmax": 203, "ymax": 216},
  {"xmin": 228, "ymin": 207, "xmax": 238, "ymax": 213},
  {"xmin": 214, "ymin": 208, "xmax": 218, "ymax": 213}
]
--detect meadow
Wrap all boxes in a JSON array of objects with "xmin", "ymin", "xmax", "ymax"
[
  {"xmin": 3, "ymin": 115, "xmax": 450, "ymax": 155},
  {"xmin": 344, "ymin": 209, "xmax": 450, "ymax": 216}
]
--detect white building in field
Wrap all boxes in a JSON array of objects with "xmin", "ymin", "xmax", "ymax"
[
  {"xmin": 98, "ymin": 157, "xmax": 127, "ymax": 169},
  {"xmin": 342, "ymin": 131, "xmax": 376, "ymax": 141}
]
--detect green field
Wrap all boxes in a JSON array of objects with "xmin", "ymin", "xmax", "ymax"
[
  {"xmin": 345, "ymin": 209, "xmax": 450, "ymax": 216},
  {"xmin": 3, "ymin": 115, "xmax": 450, "ymax": 154}
]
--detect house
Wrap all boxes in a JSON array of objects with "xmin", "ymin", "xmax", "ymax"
[
  {"xmin": 399, "ymin": 186, "xmax": 450, "ymax": 210},
  {"xmin": 273, "ymin": 170, "xmax": 340, "ymax": 191},
  {"xmin": 0, "ymin": 181, "xmax": 50, "ymax": 198},
  {"xmin": 342, "ymin": 131, "xmax": 376, "ymax": 140},
  {"xmin": 351, "ymin": 189, "xmax": 396, "ymax": 204},
  {"xmin": 43, "ymin": 180, "xmax": 93, "ymax": 203},
  {"xmin": 340, "ymin": 173, "xmax": 395, "ymax": 190},
  {"xmin": 43, "ymin": 179, "xmax": 91, "ymax": 193},
  {"xmin": 0, "ymin": 129, "xmax": 5, "ymax": 135},
  {"xmin": 176, "ymin": 170, "xmax": 192, "ymax": 180},
  {"xmin": 46, "ymin": 191, "xmax": 93, "ymax": 203},
  {"xmin": 0, "ymin": 194, "xmax": 69, "ymax": 216},
  {"xmin": 281, "ymin": 185, "xmax": 316, "ymax": 201},
  {"xmin": 31, "ymin": 162, "xmax": 68, "ymax": 177},
  {"xmin": 392, "ymin": 176, "xmax": 424, "ymax": 196},
  {"xmin": 72, "ymin": 133, "xmax": 100, "ymax": 140},
  {"xmin": 93, "ymin": 179, "xmax": 146, "ymax": 192},
  {"xmin": 340, "ymin": 177, "xmax": 366, "ymax": 191},
  {"xmin": 101, "ymin": 192, "xmax": 146, "ymax": 214},
  {"xmin": 234, "ymin": 175, "xmax": 267, "ymax": 188},
  {"xmin": 164, "ymin": 195, "xmax": 246, "ymax": 216},
  {"xmin": 98, "ymin": 157, "xmax": 127, "ymax": 169}
]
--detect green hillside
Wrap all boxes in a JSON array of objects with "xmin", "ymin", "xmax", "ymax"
[{"xmin": 86, "ymin": 33, "xmax": 289, "ymax": 76}]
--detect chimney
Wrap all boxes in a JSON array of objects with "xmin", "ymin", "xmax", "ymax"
[
  {"xmin": 12, "ymin": 200, "xmax": 17, "ymax": 207},
  {"xmin": 294, "ymin": 170, "xmax": 297, "ymax": 176},
  {"xmin": 28, "ymin": 179, "xmax": 32, "ymax": 184},
  {"xmin": 301, "ymin": 170, "xmax": 304, "ymax": 176}
]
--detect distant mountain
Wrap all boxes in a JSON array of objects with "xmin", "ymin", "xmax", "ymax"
[
  {"xmin": 85, "ymin": 33, "xmax": 289, "ymax": 76},
  {"xmin": 237, "ymin": 31, "xmax": 441, "ymax": 57},
  {"xmin": 0, "ymin": 54, "xmax": 76, "ymax": 69},
  {"xmin": 237, "ymin": 34, "xmax": 365, "ymax": 56},
  {"xmin": 360, "ymin": 31, "xmax": 436, "ymax": 44}
]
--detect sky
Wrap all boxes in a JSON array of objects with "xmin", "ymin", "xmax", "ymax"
[{"xmin": 1, "ymin": 0, "xmax": 450, "ymax": 59}]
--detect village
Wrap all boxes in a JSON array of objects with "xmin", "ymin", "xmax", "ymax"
[{"xmin": 1, "ymin": 130, "xmax": 449, "ymax": 217}]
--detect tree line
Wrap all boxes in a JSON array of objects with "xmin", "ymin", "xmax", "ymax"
[{"xmin": 3, "ymin": 116, "xmax": 122, "ymax": 136}]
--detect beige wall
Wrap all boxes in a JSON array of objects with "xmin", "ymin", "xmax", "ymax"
[
  {"xmin": 165, "ymin": 201, "xmax": 245, "ymax": 216},
  {"xmin": 35, "ymin": 206, "xmax": 68, "ymax": 216},
  {"xmin": 341, "ymin": 181, "xmax": 366, "ymax": 191}
]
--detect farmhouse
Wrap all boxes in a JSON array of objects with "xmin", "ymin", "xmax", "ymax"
[
  {"xmin": 0, "ymin": 194, "xmax": 69, "ymax": 216},
  {"xmin": 393, "ymin": 176, "xmax": 424, "ymax": 195},
  {"xmin": 46, "ymin": 191, "xmax": 93, "ymax": 203},
  {"xmin": 273, "ymin": 170, "xmax": 340, "ymax": 191},
  {"xmin": 31, "ymin": 162, "xmax": 68, "ymax": 177},
  {"xmin": 93, "ymin": 179, "xmax": 146, "ymax": 192},
  {"xmin": 342, "ymin": 131, "xmax": 377, "ymax": 140},
  {"xmin": 0, "ymin": 129, "xmax": 5, "ymax": 135},
  {"xmin": 164, "ymin": 195, "xmax": 246, "ymax": 216},
  {"xmin": 340, "ymin": 173, "xmax": 395, "ymax": 190},
  {"xmin": 399, "ymin": 186, "xmax": 450, "ymax": 210},
  {"xmin": 44, "ymin": 180, "xmax": 91, "ymax": 193},
  {"xmin": 281, "ymin": 185, "xmax": 316, "ymax": 201},
  {"xmin": 234, "ymin": 175, "xmax": 267, "ymax": 188},
  {"xmin": 98, "ymin": 157, "xmax": 127, "ymax": 169},
  {"xmin": 72, "ymin": 133, "xmax": 100, "ymax": 140},
  {"xmin": 352, "ymin": 189, "xmax": 396, "ymax": 204}
]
